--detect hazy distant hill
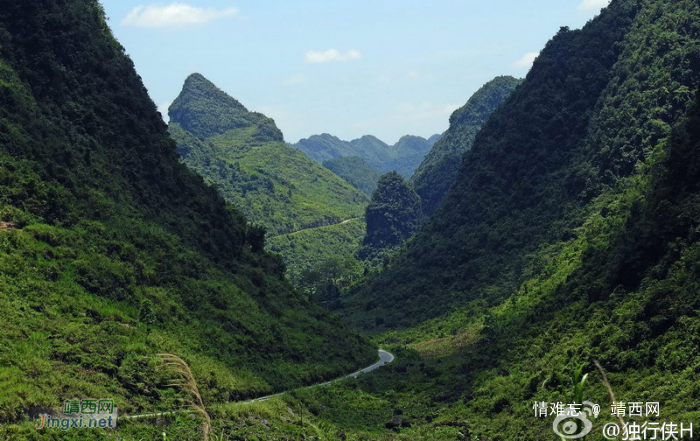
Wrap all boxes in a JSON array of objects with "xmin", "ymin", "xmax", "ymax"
[{"xmin": 294, "ymin": 132, "xmax": 441, "ymax": 179}]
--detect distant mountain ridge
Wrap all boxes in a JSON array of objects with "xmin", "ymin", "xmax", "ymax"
[{"xmin": 293, "ymin": 132, "xmax": 441, "ymax": 179}]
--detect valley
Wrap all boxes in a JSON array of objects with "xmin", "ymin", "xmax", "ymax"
[{"xmin": 1, "ymin": 0, "xmax": 699, "ymax": 440}]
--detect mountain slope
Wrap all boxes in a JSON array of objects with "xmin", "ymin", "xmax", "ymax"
[
  {"xmin": 169, "ymin": 74, "xmax": 368, "ymax": 237},
  {"xmin": 267, "ymin": 218, "xmax": 366, "ymax": 283},
  {"xmin": 281, "ymin": 1, "xmax": 700, "ymax": 439},
  {"xmin": 279, "ymin": 92, "xmax": 700, "ymax": 440},
  {"xmin": 341, "ymin": 0, "xmax": 700, "ymax": 331},
  {"xmin": 0, "ymin": 2, "xmax": 374, "ymax": 436},
  {"xmin": 291, "ymin": 133, "xmax": 351, "ymax": 164},
  {"xmin": 410, "ymin": 76, "xmax": 522, "ymax": 216},
  {"xmin": 323, "ymin": 156, "xmax": 382, "ymax": 197}
]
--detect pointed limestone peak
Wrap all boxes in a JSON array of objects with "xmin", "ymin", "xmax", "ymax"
[{"xmin": 169, "ymin": 73, "xmax": 283, "ymax": 142}]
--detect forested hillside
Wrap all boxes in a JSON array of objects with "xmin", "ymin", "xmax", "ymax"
[
  {"xmin": 0, "ymin": 2, "xmax": 374, "ymax": 438},
  {"xmin": 359, "ymin": 172, "xmax": 422, "ymax": 261},
  {"xmin": 411, "ymin": 76, "xmax": 521, "ymax": 216},
  {"xmin": 341, "ymin": 0, "xmax": 700, "ymax": 330},
  {"xmin": 3, "ymin": 0, "xmax": 700, "ymax": 439},
  {"xmin": 169, "ymin": 74, "xmax": 368, "ymax": 237}
]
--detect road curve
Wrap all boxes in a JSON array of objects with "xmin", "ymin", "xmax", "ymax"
[
  {"xmin": 345, "ymin": 349, "xmax": 395, "ymax": 379},
  {"xmin": 252, "ymin": 349, "xmax": 394, "ymax": 401},
  {"xmin": 124, "ymin": 349, "xmax": 394, "ymax": 417}
]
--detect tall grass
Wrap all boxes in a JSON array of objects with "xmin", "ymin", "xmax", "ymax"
[{"xmin": 158, "ymin": 353, "xmax": 211, "ymax": 441}]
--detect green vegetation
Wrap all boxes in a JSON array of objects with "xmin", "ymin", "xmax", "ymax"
[
  {"xmin": 211, "ymin": 81, "xmax": 700, "ymax": 441},
  {"xmin": 298, "ymin": 0, "xmax": 700, "ymax": 439},
  {"xmin": 341, "ymin": 0, "xmax": 700, "ymax": 330},
  {"xmin": 359, "ymin": 172, "xmax": 422, "ymax": 261},
  {"xmin": 322, "ymin": 156, "xmax": 381, "ymax": 197},
  {"xmin": 169, "ymin": 74, "xmax": 368, "ymax": 237},
  {"xmin": 296, "ymin": 255, "xmax": 366, "ymax": 310},
  {"xmin": 2, "ymin": 0, "xmax": 700, "ymax": 439},
  {"xmin": 167, "ymin": 74, "xmax": 371, "ymax": 284},
  {"xmin": 267, "ymin": 218, "xmax": 365, "ymax": 282},
  {"xmin": 294, "ymin": 133, "xmax": 441, "ymax": 179},
  {"xmin": 0, "ymin": 3, "xmax": 375, "ymax": 439},
  {"xmin": 411, "ymin": 76, "xmax": 522, "ymax": 216}
]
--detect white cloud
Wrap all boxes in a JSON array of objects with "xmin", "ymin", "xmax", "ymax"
[
  {"xmin": 304, "ymin": 49, "xmax": 362, "ymax": 63},
  {"xmin": 512, "ymin": 52, "xmax": 539, "ymax": 69},
  {"xmin": 157, "ymin": 101, "xmax": 172, "ymax": 122},
  {"xmin": 283, "ymin": 74, "xmax": 308, "ymax": 85},
  {"xmin": 578, "ymin": 0, "xmax": 611, "ymax": 10},
  {"xmin": 406, "ymin": 70, "xmax": 420, "ymax": 79},
  {"xmin": 122, "ymin": 3, "xmax": 239, "ymax": 28},
  {"xmin": 378, "ymin": 75, "xmax": 391, "ymax": 84}
]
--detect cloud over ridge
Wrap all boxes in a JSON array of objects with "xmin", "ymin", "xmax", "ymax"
[
  {"xmin": 122, "ymin": 3, "xmax": 239, "ymax": 28},
  {"xmin": 578, "ymin": 0, "xmax": 611, "ymax": 11},
  {"xmin": 512, "ymin": 52, "xmax": 539, "ymax": 69}
]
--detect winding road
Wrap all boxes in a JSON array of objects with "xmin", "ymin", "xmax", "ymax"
[
  {"xmin": 252, "ymin": 349, "xmax": 395, "ymax": 402},
  {"xmin": 124, "ymin": 349, "xmax": 394, "ymax": 419},
  {"xmin": 268, "ymin": 217, "xmax": 362, "ymax": 239}
]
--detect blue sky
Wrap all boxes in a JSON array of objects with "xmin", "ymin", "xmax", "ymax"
[{"xmin": 100, "ymin": 0, "xmax": 611, "ymax": 144}]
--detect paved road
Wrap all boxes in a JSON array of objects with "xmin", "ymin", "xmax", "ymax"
[
  {"xmin": 251, "ymin": 349, "xmax": 394, "ymax": 401},
  {"xmin": 341, "ymin": 349, "xmax": 394, "ymax": 379},
  {"xmin": 125, "ymin": 349, "xmax": 394, "ymax": 417}
]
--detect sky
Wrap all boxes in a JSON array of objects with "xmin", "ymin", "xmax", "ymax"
[{"xmin": 100, "ymin": 0, "xmax": 611, "ymax": 145}]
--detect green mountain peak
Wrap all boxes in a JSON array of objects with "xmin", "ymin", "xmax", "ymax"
[{"xmin": 170, "ymin": 72, "xmax": 283, "ymax": 142}]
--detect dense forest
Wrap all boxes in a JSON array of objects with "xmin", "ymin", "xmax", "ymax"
[
  {"xmin": 341, "ymin": 0, "xmax": 700, "ymax": 330},
  {"xmin": 411, "ymin": 76, "xmax": 522, "ymax": 217},
  {"xmin": 0, "ymin": 2, "xmax": 374, "ymax": 439}
]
